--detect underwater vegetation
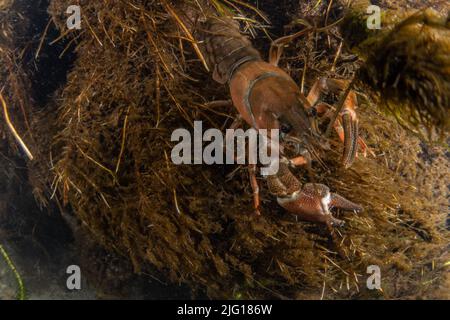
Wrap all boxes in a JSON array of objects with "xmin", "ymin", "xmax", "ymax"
[
  {"xmin": 0, "ymin": 244, "xmax": 25, "ymax": 299},
  {"xmin": 0, "ymin": 0, "xmax": 448, "ymax": 299},
  {"xmin": 340, "ymin": 0, "xmax": 450, "ymax": 141}
]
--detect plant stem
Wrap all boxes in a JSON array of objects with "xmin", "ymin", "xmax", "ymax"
[{"xmin": 0, "ymin": 243, "xmax": 26, "ymax": 300}]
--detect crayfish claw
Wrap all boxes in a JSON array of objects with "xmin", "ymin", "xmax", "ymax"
[
  {"xmin": 330, "ymin": 192, "xmax": 363, "ymax": 213},
  {"xmin": 274, "ymin": 182, "xmax": 363, "ymax": 226},
  {"xmin": 329, "ymin": 216, "xmax": 345, "ymax": 228}
]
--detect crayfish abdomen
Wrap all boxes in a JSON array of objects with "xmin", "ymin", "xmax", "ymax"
[{"xmin": 198, "ymin": 16, "xmax": 262, "ymax": 85}]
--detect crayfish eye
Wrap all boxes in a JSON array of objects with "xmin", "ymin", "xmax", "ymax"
[
  {"xmin": 280, "ymin": 123, "xmax": 292, "ymax": 134},
  {"xmin": 307, "ymin": 107, "xmax": 318, "ymax": 117}
]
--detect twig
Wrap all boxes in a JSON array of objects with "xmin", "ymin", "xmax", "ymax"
[
  {"xmin": 0, "ymin": 92, "xmax": 33, "ymax": 160},
  {"xmin": 75, "ymin": 143, "xmax": 115, "ymax": 181},
  {"xmin": 84, "ymin": 17, "xmax": 103, "ymax": 47},
  {"xmin": 115, "ymin": 106, "xmax": 130, "ymax": 174},
  {"xmin": 300, "ymin": 56, "xmax": 307, "ymax": 94},
  {"xmin": 143, "ymin": 16, "xmax": 174, "ymax": 78},
  {"xmin": 324, "ymin": 0, "xmax": 334, "ymax": 47},
  {"xmin": 163, "ymin": 150, "xmax": 182, "ymax": 215},
  {"xmin": 163, "ymin": 1, "xmax": 210, "ymax": 72},
  {"xmin": 228, "ymin": 0, "xmax": 271, "ymax": 24},
  {"xmin": 331, "ymin": 41, "xmax": 343, "ymax": 72},
  {"xmin": 155, "ymin": 65, "xmax": 161, "ymax": 127},
  {"xmin": 35, "ymin": 19, "xmax": 52, "ymax": 60}
]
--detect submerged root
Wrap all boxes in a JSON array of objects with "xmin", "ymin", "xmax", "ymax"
[{"xmin": 0, "ymin": 244, "xmax": 26, "ymax": 300}]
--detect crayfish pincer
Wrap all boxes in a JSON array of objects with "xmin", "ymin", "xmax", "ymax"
[
  {"xmin": 267, "ymin": 160, "xmax": 363, "ymax": 227},
  {"xmin": 196, "ymin": 16, "xmax": 366, "ymax": 225}
]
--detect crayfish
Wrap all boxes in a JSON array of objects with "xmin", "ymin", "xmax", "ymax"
[{"xmin": 197, "ymin": 16, "xmax": 367, "ymax": 227}]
